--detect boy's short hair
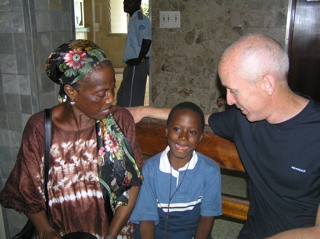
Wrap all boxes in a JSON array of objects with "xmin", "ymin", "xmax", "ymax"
[{"xmin": 167, "ymin": 101, "xmax": 205, "ymax": 132}]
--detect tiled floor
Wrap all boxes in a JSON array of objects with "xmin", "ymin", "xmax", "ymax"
[{"xmin": 114, "ymin": 68, "xmax": 149, "ymax": 106}]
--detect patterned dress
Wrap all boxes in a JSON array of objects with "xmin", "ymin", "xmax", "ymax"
[{"xmin": 0, "ymin": 106, "xmax": 142, "ymax": 239}]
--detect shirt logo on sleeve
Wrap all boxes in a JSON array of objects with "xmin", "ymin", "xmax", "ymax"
[{"xmin": 139, "ymin": 24, "xmax": 146, "ymax": 30}]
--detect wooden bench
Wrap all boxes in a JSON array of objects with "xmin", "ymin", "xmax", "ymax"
[{"xmin": 135, "ymin": 118, "xmax": 249, "ymax": 221}]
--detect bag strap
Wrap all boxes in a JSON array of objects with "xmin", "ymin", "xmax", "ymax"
[{"xmin": 44, "ymin": 109, "xmax": 52, "ymax": 216}]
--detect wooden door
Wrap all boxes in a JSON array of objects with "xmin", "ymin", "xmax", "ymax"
[{"xmin": 287, "ymin": 0, "xmax": 320, "ymax": 102}]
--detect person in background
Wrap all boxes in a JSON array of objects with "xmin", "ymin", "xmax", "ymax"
[
  {"xmin": 0, "ymin": 40, "xmax": 143, "ymax": 239},
  {"xmin": 130, "ymin": 102, "xmax": 222, "ymax": 239},
  {"xmin": 116, "ymin": 0, "xmax": 152, "ymax": 107},
  {"xmin": 127, "ymin": 34, "xmax": 320, "ymax": 238}
]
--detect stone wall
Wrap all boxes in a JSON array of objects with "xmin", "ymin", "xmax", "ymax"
[{"xmin": 150, "ymin": 0, "xmax": 289, "ymax": 113}]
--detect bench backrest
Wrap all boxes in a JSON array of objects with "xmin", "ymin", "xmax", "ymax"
[{"xmin": 135, "ymin": 118, "xmax": 249, "ymax": 221}]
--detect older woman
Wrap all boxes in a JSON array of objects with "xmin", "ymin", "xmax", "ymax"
[{"xmin": 0, "ymin": 40, "xmax": 143, "ymax": 239}]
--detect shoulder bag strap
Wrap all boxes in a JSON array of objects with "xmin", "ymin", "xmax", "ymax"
[{"xmin": 44, "ymin": 109, "xmax": 52, "ymax": 216}]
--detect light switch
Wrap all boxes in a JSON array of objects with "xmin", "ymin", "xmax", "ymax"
[{"xmin": 160, "ymin": 11, "xmax": 180, "ymax": 28}]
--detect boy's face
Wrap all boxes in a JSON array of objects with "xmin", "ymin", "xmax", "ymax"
[{"xmin": 166, "ymin": 109, "xmax": 203, "ymax": 164}]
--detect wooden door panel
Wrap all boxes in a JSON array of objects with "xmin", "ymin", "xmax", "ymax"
[{"xmin": 288, "ymin": 0, "xmax": 320, "ymax": 101}]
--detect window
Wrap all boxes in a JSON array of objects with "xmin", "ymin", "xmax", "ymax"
[
  {"xmin": 110, "ymin": 0, "xmax": 127, "ymax": 34},
  {"xmin": 74, "ymin": 0, "xmax": 84, "ymax": 27}
]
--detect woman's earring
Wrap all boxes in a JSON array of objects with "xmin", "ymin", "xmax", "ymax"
[{"xmin": 70, "ymin": 100, "xmax": 75, "ymax": 105}]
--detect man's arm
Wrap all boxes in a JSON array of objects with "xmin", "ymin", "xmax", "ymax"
[
  {"xmin": 128, "ymin": 107, "xmax": 212, "ymax": 124},
  {"xmin": 138, "ymin": 39, "xmax": 152, "ymax": 61},
  {"xmin": 127, "ymin": 106, "xmax": 171, "ymax": 123},
  {"xmin": 126, "ymin": 39, "xmax": 152, "ymax": 66},
  {"xmin": 194, "ymin": 216, "xmax": 214, "ymax": 239},
  {"xmin": 266, "ymin": 205, "xmax": 320, "ymax": 239}
]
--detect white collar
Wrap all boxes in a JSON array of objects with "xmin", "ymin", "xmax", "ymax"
[{"xmin": 159, "ymin": 146, "xmax": 197, "ymax": 177}]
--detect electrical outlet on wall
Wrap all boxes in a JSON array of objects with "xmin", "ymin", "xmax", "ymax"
[{"xmin": 160, "ymin": 11, "xmax": 180, "ymax": 28}]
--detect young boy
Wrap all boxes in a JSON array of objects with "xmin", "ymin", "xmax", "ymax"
[{"xmin": 130, "ymin": 102, "xmax": 222, "ymax": 239}]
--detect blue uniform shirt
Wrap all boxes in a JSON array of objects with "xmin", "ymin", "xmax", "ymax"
[{"xmin": 123, "ymin": 10, "xmax": 151, "ymax": 62}]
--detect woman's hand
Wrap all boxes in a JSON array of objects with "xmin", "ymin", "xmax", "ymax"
[
  {"xmin": 26, "ymin": 211, "xmax": 61, "ymax": 239},
  {"xmin": 39, "ymin": 230, "xmax": 62, "ymax": 239}
]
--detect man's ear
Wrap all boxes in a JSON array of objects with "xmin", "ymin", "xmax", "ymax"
[
  {"xmin": 199, "ymin": 132, "xmax": 204, "ymax": 143},
  {"xmin": 165, "ymin": 129, "xmax": 168, "ymax": 138},
  {"xmin": 260, "ymin": 74, "xmax": 275, "ymax": 96},
  {"xmin": 64, "ymin": 84, "xmax": 77, "ymax": 101}
]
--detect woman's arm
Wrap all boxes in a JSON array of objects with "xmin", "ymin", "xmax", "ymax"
[
  {"xmin": 266, "ymin": 205, "xmax": 320, "ymax": 239},
  {"xmin": 140, "ymin": 221, "xmax": 155, "ymax": 239},
  {"xmin": 26, "ymin": 211, "xmax": 61, "ymax": 239},
  {"xmin": 106, "ymin": 186, "xmax": 140, "ymax": 238},
  {"xmin": 194, "ymin": 216, "xmax": 214, "ymax": 239}
]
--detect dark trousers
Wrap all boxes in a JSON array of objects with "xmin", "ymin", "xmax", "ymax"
[{"xmin": 116, "ymin": 59, "xmax": 149, "ymax": 107}]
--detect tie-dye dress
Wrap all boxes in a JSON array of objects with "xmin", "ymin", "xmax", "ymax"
[{"xmin": 0, "ymin": 106, "xmax": 142, "ymax": 239}]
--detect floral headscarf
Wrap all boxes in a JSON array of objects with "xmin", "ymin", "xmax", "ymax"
[{"xmin": 45, "ymin": 39, "xmax": 109, "ymax": 101}]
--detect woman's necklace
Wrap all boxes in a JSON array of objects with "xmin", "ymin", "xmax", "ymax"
[{"xmin": 164, "ymin": 160, "xmax": 191, "ymax": 239}]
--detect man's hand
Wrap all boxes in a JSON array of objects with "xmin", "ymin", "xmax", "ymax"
[
  {"xmin": 127, "ymin": 106, "xmax": 146, "ymax": 123},
  {"xmin": 126, "ymin": 58, "xmax": 141, "ymax": 66}
]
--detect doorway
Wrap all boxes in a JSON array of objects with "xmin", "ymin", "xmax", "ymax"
[
  {"xmin": 287, "ymin": 0, "xmax": 320, "ymax": 102},
  {"xmin": 73, "ymin": 0, "xmax": 150, "ymax": 105}
]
